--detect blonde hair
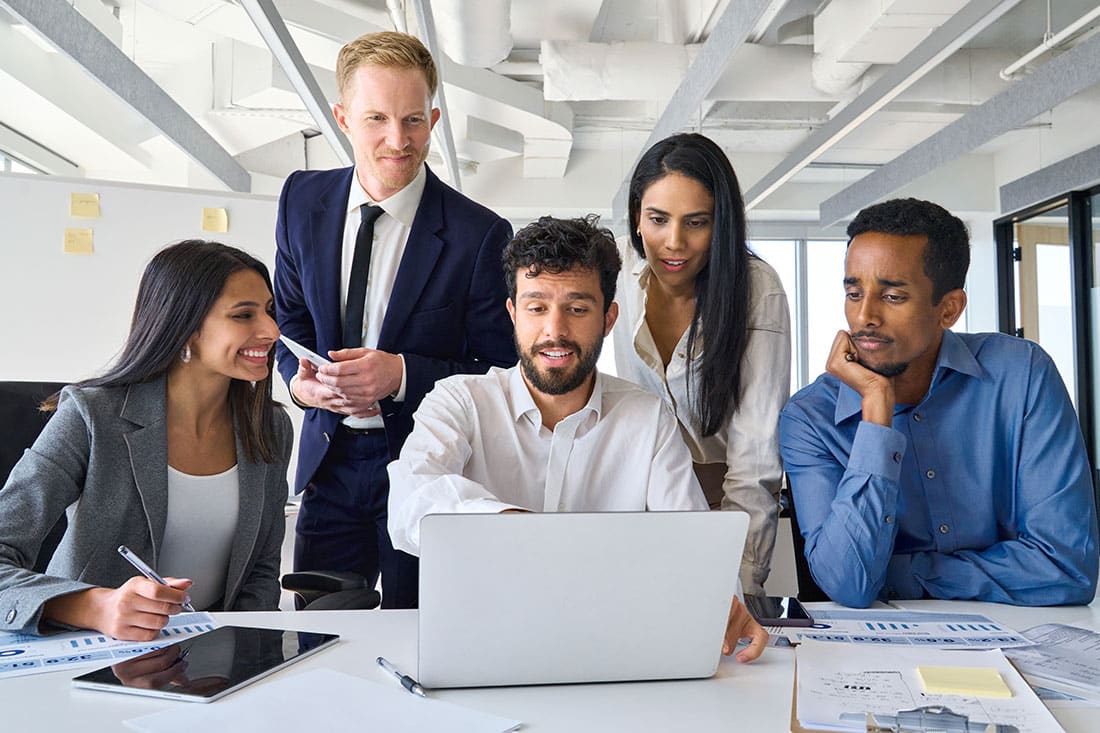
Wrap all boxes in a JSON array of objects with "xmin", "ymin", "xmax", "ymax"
[{"xmin": 336, "ymin": 31, "xmax": 438, "ymax": 102}]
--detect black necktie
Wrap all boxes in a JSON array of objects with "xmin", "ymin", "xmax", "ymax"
[{"xmin": 343, "ymin": 204, "xmax": 385, "ymax": 349}]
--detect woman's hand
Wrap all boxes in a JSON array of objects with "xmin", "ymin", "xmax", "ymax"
[
  {"xmin": 43, "ymin": 576, "xmax": 193, "ymax": 641},
  {"xmin": 722, "ymin": 595, "xmax": 768, "ymax": 662}
]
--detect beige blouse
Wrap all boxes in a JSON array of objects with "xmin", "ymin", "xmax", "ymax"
[{"xmin": 612, "ymin": 243, "xmax": 791, "ymax": 595}]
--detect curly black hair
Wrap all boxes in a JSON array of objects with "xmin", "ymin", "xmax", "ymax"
[
  {"xmin": 502, "ymin": 214, "xmax": 622, "ymax": 313},
  {"xmin": 847, "ymin": 198, "xmax": 970, "ymax": 303}
]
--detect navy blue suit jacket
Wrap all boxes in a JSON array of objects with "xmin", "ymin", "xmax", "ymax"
[{"xmin": 274, "ymin": 165, "xmax": 517, "ymax": 492}]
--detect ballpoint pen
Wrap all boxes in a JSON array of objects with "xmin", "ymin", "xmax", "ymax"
[
  {"xmin": 117, "ymin": 545, "xmax": 196, "ymax": 613},
  {"xmin": 377, "ymin": 656, "xmax": 427, "ymax": 697}
]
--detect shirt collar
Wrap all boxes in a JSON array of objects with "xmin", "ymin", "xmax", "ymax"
[
  {"xmin": 507, "ymin": 365, "xmax": 605, "ymax": 427},
  {"xmin": 832, "ymin": 329, "xmax": 985, "ymax": 424},
  {"xmin": 345, "ymin": 164, "xmax": 426, "ymax": 228}
]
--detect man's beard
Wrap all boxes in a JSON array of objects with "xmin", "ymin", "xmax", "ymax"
[
  {"xmin": 859, "ymin": 357, "xmax": 909, "ymax": 378},
  {"xmin": 517, "ymin": 336, "xmax": 603, "ymax": 396}
]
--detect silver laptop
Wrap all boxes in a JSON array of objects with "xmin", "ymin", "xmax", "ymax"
[{"xmin": 417, "ymin": 510, "xmax": 748, "ymax": 688}]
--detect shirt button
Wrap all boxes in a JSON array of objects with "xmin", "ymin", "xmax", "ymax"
[
  {"xmin": 884, "ymin": 515, "xmax": 894, "ymax": 524},
  {"xmin": 5, "ymin": 608, "xmax": 14, "ymax": 623},
  {"xmin": 892, "ymin": 452, "xmax": 902, "ymax": 463},
  {"xmin": 939, "ymin": 524, "xmax": 950, "ymax": 534},
  {"xmin": 913, "ymin": 413, "xmax": 922, "ymax": 421},
  {"xmin": 926, "ymin": 469, "xmax": 936, "ymax": 479}
]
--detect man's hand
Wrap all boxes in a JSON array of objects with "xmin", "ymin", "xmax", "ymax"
[
  {"xmin": 44, "ymin": 576, "xmax": 193, "ymax": 642},
  {"xmin": 310, "ymin": 348, "xmax": 402, "ymax": 417},
  {"xmin": 291, "ymin": 358, "xmax": 377, "ymax": 416},
  {"xmin": 722, "ymin": 596, "xmax": 768, "ymax": 662},
  {"xmin": 824, "ymin": 331, "xmax": 894, "ymax": 427}
]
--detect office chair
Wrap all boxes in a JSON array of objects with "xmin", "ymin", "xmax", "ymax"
[
  {"xmin": 779, "ymin": 480, "xmax": 828, "ymax": 602},
  {"xmin": 0, "ymin": 381, "xmax": 69, "ymax": 573},
  {"xmin": 281, "ymin": 570, "xmax": 381, "ymax": 611}
]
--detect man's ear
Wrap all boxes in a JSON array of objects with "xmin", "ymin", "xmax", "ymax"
[
  {"xmin": 506, "ymin": 298, "xmax": 517, "ymax": 327},
  {"xmin": 938, "ymin": 289, "xmax": 967, "ymax": 329},
  {"xmin": 429, "ymin": 107, "xmax": 441, "ymax": 130},
  {"xmin": 604, "ymin": 301, "xmax": 619, "ymax": 336},
  {"xmin": 333, "ymin": 103, "xmax": 350, "ymax": 134}
]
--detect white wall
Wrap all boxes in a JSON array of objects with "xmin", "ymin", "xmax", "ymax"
[{"xmin": 0, "ymin": 170, "xmax": 302, "ymax": 487}]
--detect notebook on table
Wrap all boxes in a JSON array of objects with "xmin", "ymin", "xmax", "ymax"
[{"xmin": 417, "ymin": 510, "xmax": 748, "ymax": 688}]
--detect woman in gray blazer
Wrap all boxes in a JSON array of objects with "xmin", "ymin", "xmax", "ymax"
[{"xmin": 0, "ymin": 241, "xmax": 292, "ymax": 640}]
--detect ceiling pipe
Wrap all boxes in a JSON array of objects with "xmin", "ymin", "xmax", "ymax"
[
  {"xmin": 432, "ymin": 0, "xmax": 512, "ymax": 68},
  {"xmin": 1000, "ymin": 4, "xmax": 1100, "ymax": 79}
]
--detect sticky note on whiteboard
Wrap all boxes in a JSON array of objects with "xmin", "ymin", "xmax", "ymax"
[
  {"xmin": 70, "ymin": 192, "xmax": 100, "ymax": 218},
  {"xmin": 63, "ymin": 228, "xmax": 94, "ymax": 255},
  {"xmin": 202, "ymin": 207, "xmax": 228, "ymax": 233},
  {"xmin": 917, "ymin": 665, "xmax": 1012, "ymax": 698}
]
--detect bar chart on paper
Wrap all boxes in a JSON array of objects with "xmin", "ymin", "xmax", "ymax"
[
  {"xmin": 0, "ymin": 612, "xmax": 217, "ymax": 679},
  {"xmin": 774, "ymin": 608, "xmax": 1032, "ymax": 649}
]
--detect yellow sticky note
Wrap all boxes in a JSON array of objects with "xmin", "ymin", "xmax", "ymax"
[
  {"xmin": 63, "ymin": 228, "xmax": 94, "ymax": 255},
  {"xmin": 202, "ymin": 207, "xmax": 229, "ymax": 233},
  {"xmin": 70, "ymin": 192, "xmax": 101, "ymax": 218},
  {"xmin": 917, "ymin": 665, "xmax": 1012, "ymax": 698}
]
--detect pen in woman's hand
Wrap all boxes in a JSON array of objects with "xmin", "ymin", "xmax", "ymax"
[{"xmin": 117, "ymin": 545, "xmax": 196, "ymax": 613}]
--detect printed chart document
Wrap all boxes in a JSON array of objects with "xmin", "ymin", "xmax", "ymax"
[
  {"xmin": 1006, "ymin": 624, "xmax": 1100, "ymax": 703},
  {"xmin": 124, "ymin": 668, "xmax": 522, "ymax": 733},
  {"xmin": 795, "ymin": 639, "xmax": 1065, "ymax": 733},
  {"xmin": 772, "ymin": 606, "xmax": 1031, "ymax": 649},
  {"xmin": 0, "ymin": 613, "xmax": 217, "ymax": 680}
]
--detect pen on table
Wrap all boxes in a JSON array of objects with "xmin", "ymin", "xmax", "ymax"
[
  {"xmin": 377, "ymin": 656, "xmax": 426, "ymax": 697},
  {"xmin": 117, "ymin": 545, "xmax": 196, "ymax": 613}
]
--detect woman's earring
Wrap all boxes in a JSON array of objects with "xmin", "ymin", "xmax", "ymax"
[{"xmin": 180, "ymin": 344, "xmax": 192, "ymax": 364}]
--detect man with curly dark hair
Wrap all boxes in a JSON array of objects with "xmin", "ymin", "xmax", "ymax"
[
  {"xmin": 388, "ymin": 214, "xmax": 768, "ymax": 662},
  {"xmin": 781, "ymin": 197, "xmax": 1098, "ymax": 608}
]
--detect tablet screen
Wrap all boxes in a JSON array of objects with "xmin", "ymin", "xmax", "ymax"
[{"xmin": 72, "ymin": 626, "xmax": 339, "ymax": 703}]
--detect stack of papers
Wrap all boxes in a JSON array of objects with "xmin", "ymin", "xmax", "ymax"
[
  {"xmin": 773, "ymin": 607, "xmax": 1032, "ymax": 649},
  {"xmin": 124, "ymin": 668, "xmax": 521, "ymax": 733},
  {"xmin": 1007, "ymin": 624, "xmax": 1100, "ymax": 702},
  {"xmin": 794, "ymin": 639, "xmax": 1065, "ymax": 732}
]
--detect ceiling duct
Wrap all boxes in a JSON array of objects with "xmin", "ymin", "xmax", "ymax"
[{"xmin": 433, "ymin": 0, "xmax": 512, "ymax": 68}]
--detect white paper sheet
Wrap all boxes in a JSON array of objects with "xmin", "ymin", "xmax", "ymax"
[
  {"xmin": 123, "ymin": 668, "xmax": 522, "ymax": 733},
  {"xmin": 0, "ymin": 613, "xmax": 217, "ymax": 679},
  {"xmin": 1006, "ymin": 623, "xmax": 1100, "ymax": 701},
  {"xmin": 773, "ymin": 606, "xmax": 1032, "ymax": 649},
  {"xmin": 795, "ymin": 639, "xmax": 1065, "ymax": 733}
]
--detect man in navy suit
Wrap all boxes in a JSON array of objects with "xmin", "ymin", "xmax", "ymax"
[{"xmin": 274, "ymin": 31, "xmax": 516, "ymax": 609}]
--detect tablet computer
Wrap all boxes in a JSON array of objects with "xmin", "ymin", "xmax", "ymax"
[{"xmin": 71, "ymin": 626, "xmax": 338, "ymax": 703}]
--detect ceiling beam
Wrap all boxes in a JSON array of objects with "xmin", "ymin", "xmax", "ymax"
[
  {"xmin": 239, "ymin": 0, "xmax": 353, "ymax": 167},
  {"xmin": 744, "ymin": 0, "xmax": 1022, "ymax": 211},
  {"xmin": 410, "ymin": 0, "xmax": 463, "ymax": 191},
  {"xmin": 609, "ymin": 0, "xmax": 777, "ymax": 223},
  {"xmin": 1, "ymin": 0, "xmax": 250, "ymax": 191},
  {"xmin": 820, "ymin": 26, "xmax": 1100, "ymax": 226}
]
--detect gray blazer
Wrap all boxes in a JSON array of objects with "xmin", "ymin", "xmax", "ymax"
[{"xmin": 0, "ymin": 377, "xmax": 292, "ymax": 634}]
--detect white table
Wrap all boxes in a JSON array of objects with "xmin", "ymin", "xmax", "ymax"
[{"xmin": 2, "ymin": 599, "xmax": 1098, "ymax": 732}]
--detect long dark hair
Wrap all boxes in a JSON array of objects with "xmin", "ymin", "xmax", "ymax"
[
  {"xmin": 627, "ymin": 133, "xmax": 752, "ymax": 437},
  {"xmin": 43, "ymin": 240, "xmax": 281, "ymax": 463}
]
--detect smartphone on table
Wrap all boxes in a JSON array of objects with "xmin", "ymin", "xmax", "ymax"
[{"xmin": 743, "ymin": 595, "xmax": 814, "ymax": 627}]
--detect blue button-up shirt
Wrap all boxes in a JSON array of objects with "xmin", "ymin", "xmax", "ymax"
[{"xmin": 780, "ymin": 330, "xmax": 1098, "ymax": 607}]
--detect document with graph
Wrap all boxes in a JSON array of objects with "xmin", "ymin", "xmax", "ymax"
[
  {"xmin": 772, "ymin": 606, "xmax": 1032, "ymax": 649},
  {"xmin": 0, "ymin": 612, "xmax": 217, "ymax": 679}
]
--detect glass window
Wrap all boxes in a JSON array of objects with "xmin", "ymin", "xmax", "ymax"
[
  {"xmin": 805, "ymin": 240, "xmax": 849, "ymax": 384},
  {"xmin": 749, "ymin": 240, "xmax": 797, "ymax": 394}
]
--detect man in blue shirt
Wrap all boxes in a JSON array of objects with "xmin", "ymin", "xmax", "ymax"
[{"xmin": 780, "ymin": 197, "xmax": 1098, "ymax": 607}]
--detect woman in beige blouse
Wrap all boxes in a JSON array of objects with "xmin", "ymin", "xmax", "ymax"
[{"xmin": 613, "ymin": 133, "xmax": 791, "ymax": 596}]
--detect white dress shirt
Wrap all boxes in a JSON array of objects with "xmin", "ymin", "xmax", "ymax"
[
  {"xmin": 337, "ymin": 165, "xmax": 426, "ymax": 428},
  {"xmin": 386, "ymin": 366, "xmax": 707, "ymax": 555},
  {"xmin": 612, "ymin": 243, "xmax": 790, "ymax": 595}
]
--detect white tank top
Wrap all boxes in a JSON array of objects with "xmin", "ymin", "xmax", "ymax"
[{"xmin": 157, "ymin": 464, "xmax": 239, "ymax": 611}]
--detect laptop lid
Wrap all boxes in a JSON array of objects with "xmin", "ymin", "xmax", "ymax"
[{"xmin": 417, "ymin": 510, "xmax": 748, "ymax": 688}]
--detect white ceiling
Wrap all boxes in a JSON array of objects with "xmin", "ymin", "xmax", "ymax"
[{"xmin": 2, "ymin": 0, "xmax": 1099, "ymax": 226}]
